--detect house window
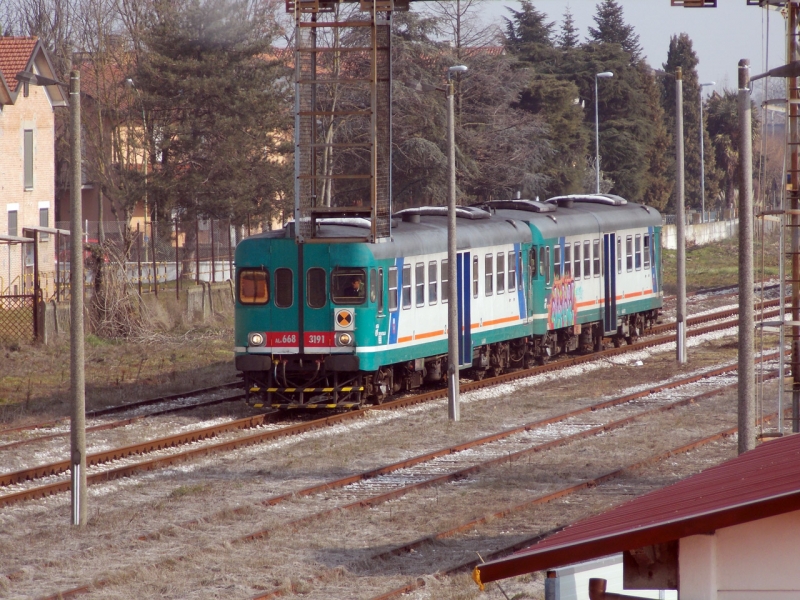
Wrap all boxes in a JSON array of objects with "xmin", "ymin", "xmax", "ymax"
[
  {"xmin": 39, "ymin": 206, "xmax": 49, "ymax": 242},
  {"xmin": 24, "ymin": 130, "xmax": 33, "ymax": 189},
  {"xmin": 8, "ymin": 210, "xmax": 18, "ymax": 237}
]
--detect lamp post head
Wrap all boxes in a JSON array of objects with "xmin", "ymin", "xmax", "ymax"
[
  {"xmin": 125, "ymin": 78, "xmax": 135, "ymax": 87},
  {"xmin": 596, "ymin": 71, "xmax": 613, "ymax": 79},
  {"xmin": 700, "ymin": 81, "xmax": 716, "ymax": 87},
  {"xmin": 447, "ymin": 65, "xmax": 468, "ymax": 80}
]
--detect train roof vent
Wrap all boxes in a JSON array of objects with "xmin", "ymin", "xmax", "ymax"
[
  {"xmin": 316, "ymin": 217, "xmax": 372, "ymax": 229},
  {"xmin": 478, "ymin": 199, "xmax": 556, "ymax": 214},
  {"xmin": 393, "ymin": 206, "xmax": 491, "ymax": 220},
  {"xmin": 546, "ymin": 194, "xmax": 628, "ymax": 207}
]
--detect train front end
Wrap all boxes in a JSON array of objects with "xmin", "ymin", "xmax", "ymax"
[{"xmin": 234, "ymin": 228, "xmax": 380, "ymax": 409}]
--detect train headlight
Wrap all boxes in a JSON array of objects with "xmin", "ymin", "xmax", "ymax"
[
  {"xmin": 248, "ymin": 332, "xmax": 265, "ymax": 347},
  {"xmin": 335, "ymin": 332, "xmax": 353, "ymax": 346}
]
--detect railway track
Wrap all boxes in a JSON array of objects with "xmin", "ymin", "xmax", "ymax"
[
  {"xmin": 37, "ymin": 363, "xmax": 773, "ymax": 600},
  {"xmin": 0, "ymin": 301, "xmax": 779, "ymax": 509}
]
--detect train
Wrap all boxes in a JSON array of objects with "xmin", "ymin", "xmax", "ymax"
[{"xmin": 234, "ymin": 194, "xmax": 663, "ymax": 409}]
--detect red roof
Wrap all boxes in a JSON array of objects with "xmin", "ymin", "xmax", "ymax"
[
  {"xmin": 475, "ymin": 432, "xmax": 800, "ymax": 586},
  {"xmin": 0, "ymin": 36, "xmax": 38, "ymax": 93}
]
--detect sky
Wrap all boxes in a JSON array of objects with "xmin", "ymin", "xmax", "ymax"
[{"xmin": 469, "ymin": 0, "xmax": 786, "ymax": 95}]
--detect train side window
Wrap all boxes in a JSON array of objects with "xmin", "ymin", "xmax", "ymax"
[
  {"xmin": 331, "ymin": 268, "xmax": 366, "ymax": 305},
  {"xmin": 583, "ymin": 241, "xmax": 591, "ymax": 279},
  {"xmin": 497, "ymin": 252, "xmax": 505, "ymax": 294},
  {"xmin": 402, "ymin": 264, "xmax": 412, "ymax": 309},
  {"xmin": 544, "ymin": 246, "xmax": 551, "ymax": 286},
  {"xmin": 617, "ymin": 237, "xmax": 622, "ymax": 274},
  {"xmin": 388, "ymin": 267, "xmax": 398, "ymax": 312},
  {"xmin": 539, "ymin": 247, "xmax": 546, "ymax": 282},
  {"xmin": 517, "ymin": 251, "xmax": 523, "ymax": 290},
  {"xmin": 275, "ymin": 268, "xmax": 293, "ymax": 308},
  {"xmin": 428, "ymin": 261, "xmax": 438, "ymax": 304},
  {"xmin": 564, "ymin": 243, "xmax": 572, "ymax": 278},
  {"xmin": 369, "ymin": 268, "xmax": 377, "ymax": 303},
  {"xmin": 508, "ymin": 252, "xmax": 516, "ymax": 292},
  {"xmin": 530, "ymin": 247, "xmax": 538, "ymax": 279},
  {"xmin": 635, "ymin": 234, "xmax": 642, "ymax": 270},
  {"xmin": 644, "ymin": 234, "xmax": 651, "ymax": 269},
  {"xmin": 415, "ymin": 262, "xmax": 425, "ymax": 306},
  {"xmin": 485, "ymin": 254, "xmax": 494, "ymax": 296},
  {"xmin": 238, "ymin": 268, "xmax": 269, "ymax": 305},
  {"xmin": 593, "ymin": 240, "xmax": 601, "ymax": 277},
  {"xmin": 626, "ymin": 236, "xmax": 633, "ymax": 272},
  {"xmin": 554, "ymin": 245, "xmax": 561, "ymax": 279},
  {"xmin": 306, "ymin": 268, "xmax": 326, "ymax": 308},
  {"xmin": 473, "ymin": 255, "xmax": 479, "ymax": 297},
  {"xmin": 574, "ymin": 243, "xmax": 581, "ymax": 278},
  {"xmin": 442, "ymin": 259, "xmax": 449, "ymax": 303},
  {"xmin": 378, "ymin": 268, "xmax": 385, "ymax": 314}
]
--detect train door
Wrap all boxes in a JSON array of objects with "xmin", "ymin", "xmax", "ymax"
[
  {"xmin": 602, "ymin": 233, "xmax": 617, "ymax": 335},
  {"xmin": 456, "ymin": 251, "xmax": 472, "ymax": 367}
]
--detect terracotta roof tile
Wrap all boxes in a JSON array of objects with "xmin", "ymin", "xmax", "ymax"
[
  {"xmin": 476, "ymin": 432, "xmax": 800, "ymax": 584},
  {"xmin": 0, "ymin": 36, "xmax": 38, "ymax": 93}
]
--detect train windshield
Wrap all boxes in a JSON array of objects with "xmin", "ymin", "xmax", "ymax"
[
  {"xmin": 238, "ymin": 269, "xmax": 269, "ymax": 305},
  {"xmin": 331, "ymin": 268, "xmax": 367, "ymax": 305}
]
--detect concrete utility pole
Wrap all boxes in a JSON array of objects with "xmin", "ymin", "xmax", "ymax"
[
  {"xmin": 738, "ymin": 60, "xmax": 755, "ymax": 454},
  {"xmin": 447, "ymin": 65, "xmax": 467, "ymax": 422},
  {"xmin": 675, "ymin": 66, "xmax": 687, "ymax": 364},
  {"xmin": 69, "ymin": 71, "xmax": 87, "ymax": 523}
]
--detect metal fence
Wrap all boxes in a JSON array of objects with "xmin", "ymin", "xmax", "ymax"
[
  {"xmin": 56, "ymin": 219, "xmax": 246, "ymax": 297},
  {"xmin": 0, "ymin": 294, "xmax": 34, "ymax": 344}
]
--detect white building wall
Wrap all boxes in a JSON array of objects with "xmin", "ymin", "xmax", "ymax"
[{"xmin": 680, "ymin": 509, "xmax": 800, "ymax": 600}]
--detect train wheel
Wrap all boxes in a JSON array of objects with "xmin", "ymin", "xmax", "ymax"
[{"xmin": 613, "ymin": 336, "xmax": 622, "ymax": 348}]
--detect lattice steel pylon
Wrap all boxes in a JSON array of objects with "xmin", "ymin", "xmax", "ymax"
[{"xmin": 289, "ymin": 0, "xmax": 409, "ymax": 243}]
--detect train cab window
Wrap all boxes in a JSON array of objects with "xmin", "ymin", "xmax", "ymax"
[
  {"xmin": 635, "ymin": 235, "xmax": 642, "ymax": 270},
  {"xmin": 593, "ymin": 240, "xmax": 601, "ymax": 277},
  {"xmin": 306, "ymin": 268, "xmax": 326, "ymax": 308},
  {"xmin": 369, "ymin": 268, "xmax": 377, "ymax": 303},
  {"xmin": 626, "ymin": 236, "xmax": 633, "ymax": 272},
  {"xmin": 573, "ymin": 243, "xmax": 581, "ymax": 278},
  {"xmin": 441, "ymin": 259, "xmax": 448, "ymax": 303},
  {"xmin": 378, "ymin": 268, "xmax": 385, "ymax": 314},
  {"xmin": 415, "ymin": 263, "xmax": 425, "ymax": 306},
  {"xmin": 275, "ymin": 268, "xmax": 293, "ymax": 308},
  {"xmin": 583, "ymin": 241, "xmax": 591, "ymax": 279},
  {"xmin": 332, "ymin": 267, "xmax": 367, "ymax": 305},
  {"xmin": 428, "ymin": 261, "xmax": 438, "ymax": 304},
  {"xmin": 473, "ymin": 255, "xmax": 479, "ymax": 297},
  {"xmin": 617, "ymin": 237, "xmax": 622, "ymax": 274},
  {"xmin": 564, "ymin": 243, "xmax": 572, "ymax": 278},
  {"xmin": 508, "ymin": 252, "xmax": 516, "ymax": 292},
  {"xmin": 554, "ymin": 245, "xmax": 561, "ymax": 280},
  {"xmin": 485, "ymin": 254, "xmax": 494, "ymax": 296},
  {"xmin": 389, "ymin": 267, "xmax": 398, "ymax": 311},
  {"xmin": 402, "ymin": 264, "xmax": 412, "ymax": 309},
  {"xmin": 544, "ymin": 246, "xmax": 551, "ymax": 286},
  {"xmin": 644, "ymin": 234, "xmax": 651, "ymax": 269},
  {"xmin": 238, "ymin": 268, "xmax": 269, "ymax": 305},
  {"xmin": 497, "ymin": 253, "xmax": 505, "ymax": 294}
]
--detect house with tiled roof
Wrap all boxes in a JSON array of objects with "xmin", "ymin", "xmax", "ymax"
[
  {"xmin": 0, "ymin": 36, "xmax": 66, "ymax": 295},
  {"xmin": 473, "ymin": 432, "xmax": 800, "ymax": 599}
]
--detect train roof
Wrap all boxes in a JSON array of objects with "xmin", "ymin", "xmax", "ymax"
[{"xmin": 244, "ymin": 196, "xmax": 662, "ymax": 256}]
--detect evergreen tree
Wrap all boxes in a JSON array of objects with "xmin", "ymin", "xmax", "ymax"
[
  {"xmin": 135, "ymin": 0, "xmax": 292, "ymax": 228},
  {"xmin": 588, "ymin": 0, "xmax": 642, "ymax": 63},
  {"xmin": 557, "ymin": 6, "xmax": 580, "ymax": 50},
  {"xmin": 503, "ymin": 1, "xmax": 556, "ymax": 66},
  {"xmin": 640, "ymin": 65, "xmax": 672, "ymax": 211},
  {"xmin": 660, "ymin": 33, "xmax": 719, "ymax": 214}
]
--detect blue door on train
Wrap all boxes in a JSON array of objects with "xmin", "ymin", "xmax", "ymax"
[
  {"xmin": 602, "ymin": 233, "xmax": 617, "ymax": 335},
  {"xmin": 456, "ymin": 251, "xmax": 472, "ymax": 367}
]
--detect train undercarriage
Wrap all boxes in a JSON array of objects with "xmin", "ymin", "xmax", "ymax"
[{"xmin": 242, "ymin": 310, "xmax": 660, "ymax": 410}]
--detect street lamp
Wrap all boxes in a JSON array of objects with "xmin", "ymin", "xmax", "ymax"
[
  {"xmin": 699, "ymin": 82, "xmax": 715, "ymax": 222},
  {"xmin": 594, "ymin": 71, "xmax": 613, "ymax": 193},
  {"xmin": 125, "ymin": 79, "xmax": 148, "ymax": 251},
  {"xmin": 447, "ymin": 64, "xmax": 467, "ymax": 422},
  {"xmin": 16, "ymin": 69, "xmax": 86, "ymax": 525}
]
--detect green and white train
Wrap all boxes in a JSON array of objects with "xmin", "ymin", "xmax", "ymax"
[{"xmin": 234, "ymin": 195, "xmax": 663, "ymax": 409}]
